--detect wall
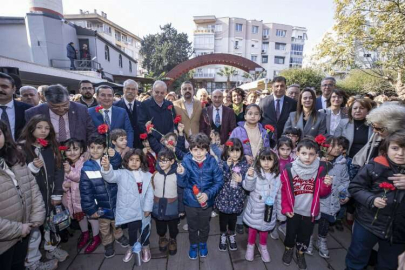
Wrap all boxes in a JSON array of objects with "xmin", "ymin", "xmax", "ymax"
[{"xmin": 0, "ymin": 23, "xmax": 31, "ymax": 62}]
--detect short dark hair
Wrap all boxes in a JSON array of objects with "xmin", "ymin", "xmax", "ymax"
[
  {"xmin": 337, "ymin": 136, "xmax": 350, "ymax": 151},
  {"xmin": 0, "ymin": 72, "xmax": 15, "ymax": 88},
  {"xmin": 245, "ymin": 103, "xmax": 261, "ymax": 115},
  {"xmin": 188, "ymin": 133, "xmax": 210, "ymax": 151},
  {"xmin": 79, "ymin": 80, "xmax": 93, "ymax": 89},
  {"xmin": 96, "ymin": 85, "xmax": 114, "ymax": 96},
  {"xmin": 111, "ymin": 129, "xmax": 127, "ymax": 142},
  {"xmin": 277, "ymin": 136, "xmax": 293, "ymax": 150},
  {"xmin": 87, "ymin": 134, "xmax": 107, "ymax": 148},
  {"xmin": 283, "ymin": 127, "xmax": 302, "ymax": 140},
  {"xmin": 45, "ymin": 84, "xmax": 69, "ymax": 103},
  {"xmin": 122, "ymin": 149, "xmax": 149, "ymax": 172},
  {"xmin": 326, "ymin": 88, "xmax": 349, "ymax": 108},
  {"xmin": 380, "ymin": 130, "xmax": 405, "ymax": 157},
  {"xmin": 221, "ymin": 138, "xmax": 244, "ymax": 161},
  {"xmin": 163, "ymin": 132, "xmax": 178, "ymax": 142},
  {"xmin": 272, "ymin": 76, "xmax": 287, "ymax": 84},
  {"xmin": 297, "ymin": 139, "xmax": 319, "ymax": 152},
  {"xmin": 158, "ymin": 148, "xmax": 176, "ymax": 161}
]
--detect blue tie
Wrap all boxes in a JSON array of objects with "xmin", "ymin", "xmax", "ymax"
[
  {"xmin": 215, "ymin": 109, "xmax": 220, "ymax": 127},
  {"xmin": 104, "ymin": 109, "xmax": 111, "ymax": 126}
]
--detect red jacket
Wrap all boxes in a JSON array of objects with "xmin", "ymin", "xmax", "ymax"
[{"xmin": 280, "ymin": 162, "xmax": 332, "ymax": 220}]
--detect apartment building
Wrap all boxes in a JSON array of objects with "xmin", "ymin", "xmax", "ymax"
[{"xmin": 193, "ymin": 16, "xmax": 307, "ymax": 92}]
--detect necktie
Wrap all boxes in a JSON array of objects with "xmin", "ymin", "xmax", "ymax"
[
  {"xmin": 104, "ymin": 109, "xmax": 111, "ymax": 126},
  {"xmin": 128, "ymin": 103, "xmax": 133, "ymax": 113},
  {"xmin": 215, "ymin": 109, "xmax": 220, "ymax": 127},
  {"xmin": 276, "ymin": 99, "xmax": 281, "ymax": 121},
  {"xmin": 0, "ymin": 106, "xmax": 10, "ymax": 129},
  {"xmin": 59, "ymin": 116, "xmax": 67, "ymax": 142}
]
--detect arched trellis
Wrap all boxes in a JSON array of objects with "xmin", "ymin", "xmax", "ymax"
[{"xmin": 164, "ymin": 53, "xmax": 265, "ymax": 87}]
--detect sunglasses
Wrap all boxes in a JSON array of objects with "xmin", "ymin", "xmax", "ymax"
[{"xmin": 371, "ymin": 124, "xmax": 386, "ymax": 132}]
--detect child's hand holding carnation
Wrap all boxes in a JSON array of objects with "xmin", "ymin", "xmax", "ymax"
[
  {"xmin": 177, "ymin": 163, "xmax": 185, "ymax": 175},
  {"xmin": 101, "ymin": 155, "xmax": 110, "ymax": 170},
  {"xmin": 107, "ymin": 148, "xmax": 115, "ymax": 157},
  {"xmin": 247, "ymin": 167, "xmax": 255, "ymax": 177},
  {"xmin": 373, "ymin": 197, "xmax": 387, "ymax": 209},
  {"xmin": 33, "ymin": 158, "xmax": 44, "ymax": 168},
  {"xmin": 286, "ymin": 212, "xmax": 294, "ymax": 218},
  {"xmin": 324, "ymin": 175, "xmax": 333, "ymax": 186},
  {"xmin": 63, "ymin": 162, "xmax": 71, "ymax": 173}
]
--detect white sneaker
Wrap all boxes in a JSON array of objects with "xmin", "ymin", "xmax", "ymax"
[
  {"xmin": 46, "ymin": 247, "xmax": 69, "ymax": 262},
  {"xmin": 26, "ymin": 259, "xmax": 58, "ymax": 270},
  {"xmin": 211, "ymin": 211, "xmax": 218, "ymax": 218},
  {"xmin": 183, "ymin": 223, "xmax": 188, "ymax": 231}
]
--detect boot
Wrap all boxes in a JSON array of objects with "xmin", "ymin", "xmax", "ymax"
[
  {"xmin": 282, "ymin": 247, "xmax": 294, "ymax": 266},
  {"xmin": 123, "ymin": 247, "xmax": 133, "ymax": 263},
  {"xmin": 304, "ymin": 235, "xmax": 314, "ymax": 256},
  {"xmin": 141, "ymin": 245, "xmax": 151, "ymax": 263},
  {"xmin": 258, "ymin": 244, "xmax": 271, "ymax": 263},
  {"xmin": 296, "ymin": 250, "xmax": 307, "ymax": 270},
  {"xmin": 85, "ymin": 234, "xmax": 101, "ymax": 254},
  {"xmin": 317, "ymin": 236, "xmax": 330, "ymax": 258},
  {"xmin": 77, "ymin": 231, "xmax": 90, "ymax": 250},
  {"xmin": 159, "ymin": 236, "xmax": 169, "ymax": 252},
  {"xmin": 168, "ymin": 238, "xmax": 177, "ymax": 255},
  {"xmin": 245, "ymin": 244, "xmax": 255, "ymax": 261}
]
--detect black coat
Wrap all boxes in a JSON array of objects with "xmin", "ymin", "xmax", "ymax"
[
  {"xmin": 14, "ymin": 100, "xmax": 32, "ymax": 141},
  {"xmin": 349, "ymin": 156, "xmax": 405, "ymax": 241},
  {"xmin": 114, "ymin": 99, "xmax": 141, "ymax": 148}
]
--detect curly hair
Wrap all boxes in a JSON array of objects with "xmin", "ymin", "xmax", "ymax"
[
  {"xmin": 366, "ymin": 103, "xmax": 405, "ymax": 134},
  {"xmin": 230, "ymin": 88, "xmax": 246, "ymax": 102}
]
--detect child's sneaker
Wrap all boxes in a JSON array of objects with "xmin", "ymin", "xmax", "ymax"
[
  {"xmin": 104, "ymin": 243, "xmax": 115, "ymax": 258},
  {"xmin": 304, "ymin": 236, "xmax": 314, "ymax": 256},
  {"xmin": 296, "ymin": 250, "xmax": 307, "ymax": 270},
  {"xmin": 123, "ymin": 247, "xmax": 133, "ymax": 263},
  {"xmin": 84, "ymin": 234, "xmax": 101, "ymax": 254},
  {"xmin": 199, "ymin": 242, "xmax": 208, "ymax": 257},
  {"xmin": 26, "ymin": 259, "xmax": 58, "ymax": 270},
  {"xmin": 316, "ymin": 237, "xmax": 330, "ymax": 258},
  {"xmin": 189, "ymin": 244, "xmax": 198, "ymax": 260},
  {"xmin": 228, "ymin": 234, "xmax": 237, "ymax": 251},
  {"xmin": 270, "ymin": 228, "xmax": 279, "ymax": 240},
  {"xmin": 282, "ymin": 247, "xmax": 294, "ymax": 266},
  {"xmin": 258, "ymin": 244, "xmax": 271, "ymax": 263},
  {"xmin": 141, "ymin": 245, "xmax": 151, "ymax": 263},
  {"xmin": 159, "ymin": 236, "xmax": 169, "ymax": 252},
  {"xmin": 219, "ymin": 233, "xmax": 227, "ymax": 251},
  {"xmin": 115, "ymin": 235, "xmax": 129, "ymax": 248},
  {"xmin": 46, "ymin": 247, "xmax": 68, "ymax": 262},
  {"xmin": 168, "ymin": 238, "xmax": 177, "ymax": 255},
  {"xmin": 245, "ymin": 244, "xmax": 255, "ymax": 261}
]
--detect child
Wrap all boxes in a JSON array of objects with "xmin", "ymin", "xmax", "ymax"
[
  {"xmin": 283, "ymin": 128, "xmax": 301, "ymax": 159},
  {"xmin": 100, "ymin": 148, "xmax": 154, "ymax": 263},
  {"xmin": 209, "ymin": 131, "xmax": 222, "ymax": 161},
  {"xmin": 307, "ymin": 137, "xmax": 349, "ymax": 258},
  {"xmin": 214, "ymin": 138, "xmax": 249, "ymax": 252},
  {"xmin": 281, "ymin": 139, "xmax": 332, "ymax": 270},
  {"xmin": 111, "ymin": 129, "xmax": 130, "ymax": 158},
  {"xmin": 243, "ymin": 148, "xmax": 283, "ymax": 262},
  {"xmin": 152, "ymin": 148, "xmax": 184, "ymax": 256},
  {"xmin": 141, "ymin": 136, "xmax": 157, "ymax": 173},
  {"xmin": 346, "ymin": 130, "xmax": 405, "ymax": 270},
  {"xmin": 79, "ymin": 135, "xmax": 129, "ymax": 259},
  {"xmin": 19, "ymin": 115, "xmax": 67, "ymax": 269},
  {"xmin": 62, "ymin": 138, "xmax": 101, "ymax": 254},
  {"xmin": 176, "ymin": 133, "xmax": 223, "ymax": 260}
]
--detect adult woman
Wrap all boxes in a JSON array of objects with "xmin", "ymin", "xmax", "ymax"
[
  {"xmin": 196, "ymin": 88, "xmax": 210, "ymax": 106},
  {"xmin": 319, "ymin": 89, "xmax": 349, "ymax": 135},
  {"xmin": 246, "ymin": 90, "xmax": 259, "ymax": 105},
  {"xmin": 283, "ymin": 88, "xmax": 327, "ymax": 139},
  {"xmin": 0, "ymin": 121, "xmax": 46, "ymax": 270},
  {"xmin": 223, "ymin": 89, "xmax": 233, "ymax": 107},
  {"xmin": 165, "ymin": 92, "xmax": 177, "ymax": 102},
  {"xmin": 231, "ymin": 88, "xmax": 247, "ymax": 123}
]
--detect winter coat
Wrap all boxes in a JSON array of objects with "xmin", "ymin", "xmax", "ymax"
[
  {"xmin": 320, "ymin": 156, "xmax": 350, "ymax": 216},
  {"xmin": 101, "ymin": 166, "xmax": 153, "ymax": 226},
  {"xmin": 79, "ymin": 152, "xmax": 122, "ymax": 219},
  {"xmin": 280, "ymin": 162, "xmax": 332, "ymax": 220},
  {"xmin": 243, "ymin": 170, "xmax": 284, "ymax": 231},
  {"xmin": 230, "ymin": 122, "xmax": 271, "ymax": 157},
  {"xmin": 148, "ymin": 134, "xmax": 187, "ymax": 161},
  {"xmin": 177, "ymin": 153, "xmax": 223, "ymax": 208},
  {"xmin": 215, "ymin": 159, "xmax": 249, "ymax": 214},
  {"xmin": 349, "ymin": 156, "xmax": 405, "ymax": 241},
  {"xmin": 152, "ymin": 163, "xmax": 184, "ymax": 220},
  {"xmin": 62, "ymin": 156, "xmax": 86, "ymax": 217},
  {"xmin": 66, "ymin": 44, "xmax": 77, "ymax": 59},
  {"xmin": 0, "ymin": 163, "xmax": 46, "ymax": 255}
]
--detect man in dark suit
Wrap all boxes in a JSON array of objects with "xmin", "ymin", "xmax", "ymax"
[
  {"xmin": 316, "ymin": 77, "xmax": 336, "ymax": 110},
  {"xmin": 89, "ymin": 85, "xmax": 134, "ymax": 147},
  {"xmin": 25, "ymin": 84, "xmax": 95, "ymax": 143},
  {"xmin": 113, "ymin": 79, "xmax": 141, "ymax": 148},
  {"xmin": 259, "ymin": 76, "xmax": 297, "ymax": 140},
  {"xmin": 0, "ymin": 72, "xmax": 32, "ymax": 141},
  {"xmin": 200, "ymin": 89, "xmax": 236, "ymax": 145}
]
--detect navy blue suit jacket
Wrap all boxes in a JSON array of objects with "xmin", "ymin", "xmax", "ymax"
[
  {"xmin": 88, "ymin": 105, "xmax": 134, "ymax": 148},
  {"xmin": 315, "ymin": 97, "xmax": 323, "ymax": 111},
  {"xmin": 113, "ymin": 99, "xmax": 141, "ymax": 148}
]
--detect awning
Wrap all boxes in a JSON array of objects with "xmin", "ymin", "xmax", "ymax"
[{"xmin": 238, "ymin": 78, "xmax": 270, "ymax": 91}]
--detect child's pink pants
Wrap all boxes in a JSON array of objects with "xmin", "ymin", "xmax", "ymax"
[{"xmin": 248, "ymin": 227, "xmax": 268, "ymax": 245}]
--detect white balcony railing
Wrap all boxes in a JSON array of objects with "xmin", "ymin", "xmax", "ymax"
[
  {"xmin": 193, "ymin": 72, "xmax": 215, "ymax": 79},
  {"xmin": 194, "ymin": 29, "xmax": 215, "ymax": 34}
]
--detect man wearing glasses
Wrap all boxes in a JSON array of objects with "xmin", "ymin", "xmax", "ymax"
[
  {"xmin": 78, "ymin": 80, "xmax": 98, "ymax": 108},
  {"xmin": 316, "ymin": 77, "xmax": 336, "ymax": 110}
]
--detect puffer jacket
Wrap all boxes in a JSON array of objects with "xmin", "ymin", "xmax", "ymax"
[
  {"xmin": 349, "ymin": 156, "xmax": 405, "ymax": 241},
  {"xmin": 230, "ymin": 122, "xmax": 272, "ymax": 157},
  {"xmin": 0, "ymin": 163, "xmax": 46, "ymax": 255},
  {"xmin": 177, "ymin": 153, "xmax": 223, "ymax": 208},
  {"xmin": 243, "ymin": 170, "xmax": 284, "ymax": 231},
  {"xmin": 320, "ymin": 155, "xmax": 350, "ymax": 216},
  {"xmin": 148, "ymin": 133, "xmax": 187, "ymax": 161},
  {"xmin": 62, "ymin": 156, "xmax": 86, "ymax": 217},
  {"xmin": 79, "ymin": 152, "xmax": 121, "ymax": 219},
  {"xmin": 101, "ymin": 166, "xmax": 153, "ymax": 226},
  {"xmin": 215, "ymin": 159, "xmax": 249, "ymax": 214}
]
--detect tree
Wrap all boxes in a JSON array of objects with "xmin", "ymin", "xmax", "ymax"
[
  {"xmin": 279, "ymin": 68, "xmax": 325, "ymax": 93},
  {"xmin": 217, "ymin": 66, "xmax": 238, "ymax": 89},
  {"xmin": 315, "ymin": 0, "xmax": 405, "ymax": 98},
  {"xmin": 140, "ymin": 24, "xmax": 193, "ymax": 76}
]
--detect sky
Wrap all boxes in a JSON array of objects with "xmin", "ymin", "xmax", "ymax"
[{"xmin": 2, "ymin": 0, "xmax": 336, "ymax": 56}]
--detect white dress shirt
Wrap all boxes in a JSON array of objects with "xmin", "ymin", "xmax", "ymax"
[
  {"xmin": 124, "ymin": 98, "xmax": 135, "ymax": 112},
  {"xmin": 212, "ymin": 105, "xmax": 223, "ymax": 124},
  {"xmin": 321, "ymin": 96, "xmax": 328, "ymax": 110},
  {"xmin": 0, "ymin": 100, "xmax": 15, "ymax": 139},
  {"xmin": 102, "ymin": 107, "xmax": 113, "ymax": 124},
  {"xmin": 49, "ymin": 109, "xmax": 70, "ymax": 140},
  {"xmin": 184, "ymin": 99, "xmax": 194, "ymax": 118},
  {"xmin": 330, "ymin": 110, "xmax": 341, "ymax": 135}
]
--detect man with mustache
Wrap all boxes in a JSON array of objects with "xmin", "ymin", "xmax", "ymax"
[
  {"xmin": 20, "ymin": 86, "xmax": 40, "ymax": 106},
  {"xmin": 77, "ymin": 80, "xmax": 98, "ymax": 108}
]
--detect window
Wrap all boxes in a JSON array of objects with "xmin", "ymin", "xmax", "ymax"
[
  {"xmin": 115, "ymin": 31, "xmax": 122, "ymax": 41},
  {"xmin": 276, "ymin": 29, "xmax": 287, "ymax": 37},
  {"xmin": 262, "ymin": 55, "xmax": 268, "ymax": 63},
  {"xmin": 252, "ymin": 26, "xmax": 259, "ymax": 34},
  {"xmin": 119, "ymin": 54, "xmax": 123, "ymax": 68},
  {"xmin": 194, "ymin": 35, "xmax": 214, "ymax": 48},
  {"xmin": 274, "ymin": 56, "xmax": 285, "ymax": 64},
  {"xmin": 291, "ymin": 44, "xmax": 304, "ymax": 55},
  {"xmin": 215, "ymin": 24, "xmax": 222, "ymax": 32},
  {"xmin": 263, "ymin": 29, "xmax": 270, "ymax": 37},
  {"xmin": 262, "ymin": 42, "xmax": 269, "ymax": 53},
  {"xmin": 364, "ymin": 53, "xmax": 371, "ymax": 57},
  {"xmin": 236, "ymin": 23, "xmax": 243, "ymax": 32},
  {"xmin": 129, "ymin": 61, "xmax": 132, "ymax": 72},
  {"xmin": 289, "ymin": 57, "xmax": 303, "ymax": 67},
  {"xmin": 275, "ymin": 43, "xmax": 286, "ymax": 50},
  {"xmin": 105, "ymin": 45, "xmax": 110, "ymax": 61},
  {"xmin": 251, "ymin": 55, "xmax": 258, "ymax": 62}
]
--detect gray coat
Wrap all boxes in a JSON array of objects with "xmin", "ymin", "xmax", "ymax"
[
  {"xmin": 318, "ymin": 108, "xmax": 348, "ymax": 136},
  {"xmin": 242, "ymin": 171, "xmax": 284, "ymax": 231},
  {"xmin": 283, "ymin": 111, "xmax": 327, "ymax": 139},
  {"xmin": 320, "ymin": 156, "xmax": 350, "ymax": 216},
  {"xmin": 334, "ymin": 119, "xmax": 373, "ymax": 153}
]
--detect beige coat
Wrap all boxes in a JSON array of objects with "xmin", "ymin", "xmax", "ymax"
[
  {"xmin": 173, "ymin": 99, "xmax": 202, "ymax": 138},
  {"xmin": 0, "ymin": 163, "xmax": 45, "ymax": 255}
]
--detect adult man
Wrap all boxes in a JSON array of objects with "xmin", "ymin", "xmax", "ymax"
[
  {"xmin": 89, "ymin": 85, "xmax": 134, "ymax": 147},
  {"xmin": 200, "ymin": 89, "xmax": 236, "ymax": 144},
  {"xmin": 25, "ymin": 84, "xmax": 95, "ymax": 143},
  {"xmin": 114, "ymin": 79, "xmax": 141, "ymax": 148},
  {"xmin": 20, "ymin": 85, "xmax": 40, "ymax": 106},
  {"xmin": 286, "ymin": 84, "xmax": 300, "ymax": 101},
  {"xmin": 37, "ymin": 85, "xmax": 48, "ymax": 103},
  {"xmin": 138, "ymin": 80, "xmax": 174, "ymax": 141},
  {"xmin": 259, "ymin": 76, "xmax": 297, "ymax": 140},
  {"xmin": 173, "ymin": 81, "xmax": 202, "ymax": 138},
  {"xmin": 78, "ymin": 80, "xmax": 98, "ymax": 107},
  {"xmin": 0, "ymin": 72, "xmax": 32, "ymax": 140},
  {"xmin": 316, "ymin": 77, "xmax": 336, "ymax": 110},
  {"xmin": 66, "ymin": 42, "xmax": 77, "ymax": 70}
]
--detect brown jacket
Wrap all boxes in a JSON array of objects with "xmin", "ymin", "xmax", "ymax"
[
  {"xmin": 0, "ymin": 163, "xmax": 45, "ymax": 255},
  {"xmin": 173, "ymin": 99, "xmax": 202, "ymax": 138}
]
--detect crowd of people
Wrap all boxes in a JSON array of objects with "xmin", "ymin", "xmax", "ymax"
[{"xmin": 1, "ymin": 71, "xmax": 405, "ymax": 270}]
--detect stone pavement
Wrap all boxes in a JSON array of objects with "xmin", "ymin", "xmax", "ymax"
[{"xmin": 54, "ymin": 217, "xmax": 355, "ymax": 270}]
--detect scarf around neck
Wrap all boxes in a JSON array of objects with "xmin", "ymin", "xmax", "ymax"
[
  {"xmin": 292, "ymin": 158, "xmax": 320, "ymax": 180},
  {"xmin": 232, "ymin": 103, "xmax": 244, "ymax": 115}
]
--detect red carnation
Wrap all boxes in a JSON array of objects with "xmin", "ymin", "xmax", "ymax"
[
  {"xmin": 59, "ymin": 146, "xmax": 68, "ymax": 151},
  {"xmin": 225, "ymin": 141, "xmax": 234, "ymax": 147},
  {"xmin": 264, "ymin": 124, "xmax": 275, "ymax": 133},
  {"xmin": 140, "ymin": 133, "xmax": 148, "ymax": 140},
  {"xmin": 321, "ymin": 143, "xmax": 330, "ymax": 148},
  {"xmin": 146, "ymin": 124, "xmax": 154, "ymax": 133},
  {"xmin": 315, "ymin": 134, "xmax": 326, "ymax": 145},
  {"xmin": 174, "ymin": 115, "xmax": 182, "ymax": 124},
  {"xmin": 168, "ymin": 105, "xmax": 173, "ymax": 110},
  {"xmin": 37, "ymin": 138, "xmax": 48, "ymax": 147},
  {"xmin": 167, "ymin": 140, "xmax": 175, "ymax": 146},
  {"xmin": 201, "ymin": 101, "xmax": 208, "ymax": 108},
  {"xmin": 243, "ymin": 139, "xmax": 250, "ymax": 144},
  {"xmin": 97, "ymin": 124, "xmax": 109, "ymax": 135},
  {"xmin": 379, "ymin": 182, "xmax": 395, "ymax": 191},
  {"xmin": 95, "ymin": 105, "xmax": 104, "ymax": 113}
]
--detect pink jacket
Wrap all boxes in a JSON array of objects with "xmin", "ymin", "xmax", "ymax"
[
  {"xmin": 62, "ymin": 156, "xmax": 86, "ymax": 217},
  {"xmin": 280, "ymin": 163, "xmax": 331, "ymax": 221}
]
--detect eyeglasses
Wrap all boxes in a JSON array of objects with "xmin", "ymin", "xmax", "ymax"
[
  {"xmin": 158, "ymin": 159, "xmax": 171, "ymax": 164},
  {"xmin": 371, "ymin": 124, "xmax": 387, "ymax": 133}
]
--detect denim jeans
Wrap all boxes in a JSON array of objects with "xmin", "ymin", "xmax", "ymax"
[{"xmin": 346, "ymin": 222, "xmax": 404, "ymax": 270}]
